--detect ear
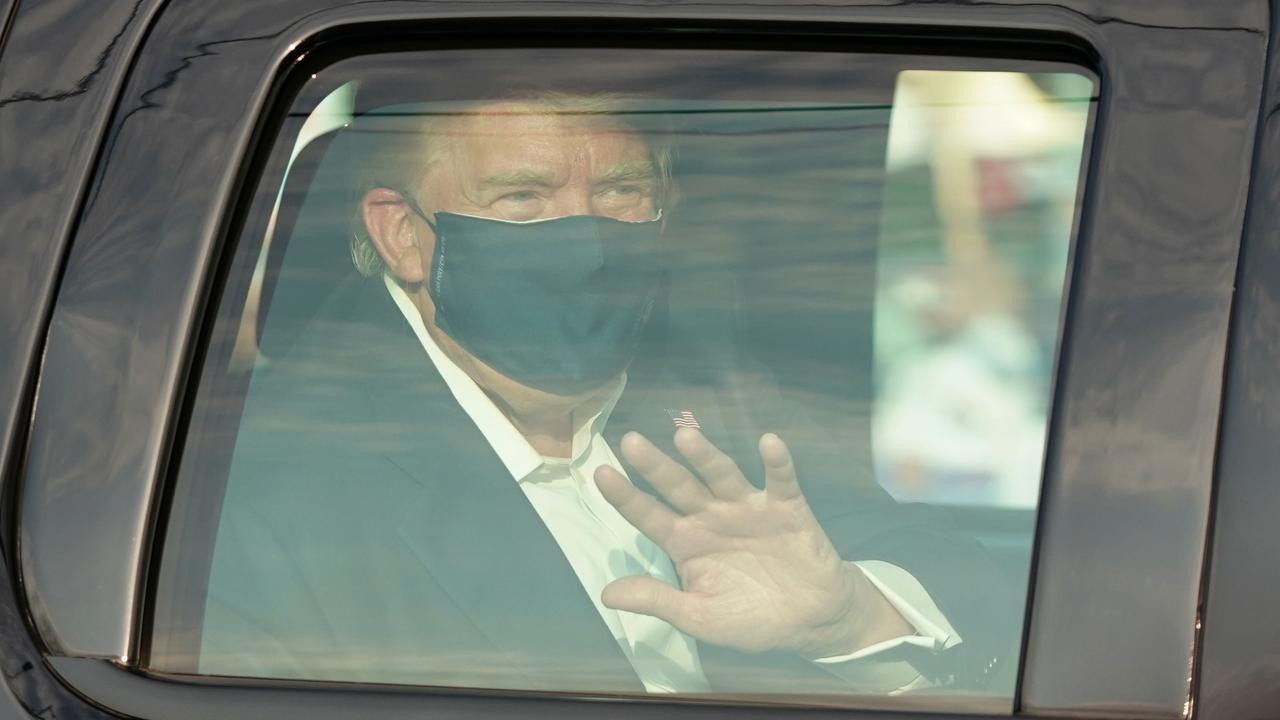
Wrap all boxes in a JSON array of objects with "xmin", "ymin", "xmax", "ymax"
[{"xmin": 361, "ymin": 187, "xmax": 431, "ymax": 283}]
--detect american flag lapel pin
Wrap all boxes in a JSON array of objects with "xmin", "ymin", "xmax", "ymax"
[{"xmin": 665, "ymin": 408, "xmax": 701, "ymax": 430}]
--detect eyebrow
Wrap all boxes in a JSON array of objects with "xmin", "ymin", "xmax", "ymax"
[
  {"xmin": 597, "ymin": 161, "xmax": 657, "ymax": 184},
  {"xmin": 476, "ymin": 162, "xmax": 657, "ymax": 192},
  {"xmin": 476, "ymin": 170, "xmax": 557, "ymax": 191}
]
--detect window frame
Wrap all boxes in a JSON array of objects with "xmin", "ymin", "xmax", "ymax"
[
  {"xmin": 1195, "ymin": 5, "xmax": 1280, "ymax": 717},
  {"xmin": 10, "ymin": 1, "xmax": 1265, "ymax": 719}
]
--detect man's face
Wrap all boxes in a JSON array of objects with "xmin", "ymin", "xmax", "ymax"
[
  {"xmin": 370, "ymin": 103, "xmax": 660, "ymax": 413},
  {"xmin": 418, "ymin": 103, "xmax": 658, "ymax": 223}
]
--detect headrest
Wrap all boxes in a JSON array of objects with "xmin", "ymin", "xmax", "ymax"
[{"xmin": 256, "ymin": 127, "xmax": 370, "ymax": 360}]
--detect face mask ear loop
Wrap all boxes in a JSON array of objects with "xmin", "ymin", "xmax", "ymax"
[
  {"xmin": 395, "ymin": 189, "xmax": 437, "ymax": 293},
  {"xmin": 399, "ymin": 189, "xmax": 438, "ymax": 232}
]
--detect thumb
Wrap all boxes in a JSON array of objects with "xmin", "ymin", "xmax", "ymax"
[{"xmin": 601, "ymin": 575, "xmax": 696, "ymax": 628}]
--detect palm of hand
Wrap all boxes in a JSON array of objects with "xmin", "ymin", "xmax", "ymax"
[{"xmin": 595, "ymin": 429, "xmax": 869, "ymax": 657}]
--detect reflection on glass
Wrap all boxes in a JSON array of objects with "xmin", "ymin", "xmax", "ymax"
[{"xmin": 149, "ymin": 49, "xmax": 1095, "ymax": 712}]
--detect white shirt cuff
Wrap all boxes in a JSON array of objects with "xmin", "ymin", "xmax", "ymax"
[{"xmin": 809, "ymin": 560, "xmax": 962, "ymax": 693}]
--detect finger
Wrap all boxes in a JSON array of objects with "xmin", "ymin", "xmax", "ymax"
[
  {"xmin": 619, "ymin": 431, "xmax": 712, "ymax": 514},
  {"xmin": 674, "ymin": 427, "xmax": 753, "ymax": 501},
  {"xmin": 601, "ymin": 575, "xmax": 698, "ymax": 632},
  {"xmin": 594, "ymin": 464, "xmax": 679, "ymax": 548},
  {"xmin": 761, "ymin": 433, "xmax": 802, "ymax": 501}
]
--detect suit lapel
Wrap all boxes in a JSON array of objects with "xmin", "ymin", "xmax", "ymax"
[
  {"xmin": 391, "ymin": 457, "xmax": 645, "ymax": 692},
  {"xmin": 343, "ymin": 278, "xmax": 644, "ymax": 692}
]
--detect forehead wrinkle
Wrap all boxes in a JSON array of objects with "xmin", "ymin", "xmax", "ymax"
[
  {"xmin": 474, "ymin": 136, "xmax": 574, "ymax": 190},
  {"xmin": 440, "ymin": 132, "xmax": 564, "ymax": 209},
  {"xmin": 416, "ymin": 140, "xmax": 466, "ymax": 209},
  {"xmin": 426, "ymin": 104, "xmax": 653, "ymax": 201}
]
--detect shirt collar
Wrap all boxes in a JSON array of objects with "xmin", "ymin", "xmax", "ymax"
[{"xmin": 384, "ymin": 274, "xmax": 624, "ymax": 482}]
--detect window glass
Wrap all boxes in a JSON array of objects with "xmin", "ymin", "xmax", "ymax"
[
  {"xmin": 875, "ymin": 71, "xmax": 1090, "ymax": 509},
  {"xmin": 150, "ymin": 47, "xmax": 1095, "ymax": 710}
]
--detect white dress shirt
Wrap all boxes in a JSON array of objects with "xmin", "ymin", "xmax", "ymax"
[{"xmin": 385, "ymin": 276, "xmax": 959, "ymax": 693}]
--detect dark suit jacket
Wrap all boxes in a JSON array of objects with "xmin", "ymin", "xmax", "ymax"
[{"xmin": 196, "ymin": 274, "xmax": 1016, "ymax": 696}]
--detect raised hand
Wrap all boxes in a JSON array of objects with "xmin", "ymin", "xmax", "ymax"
[{"xmin": 594, "ymin": 428, "xmax": 911, "ymax": 659}]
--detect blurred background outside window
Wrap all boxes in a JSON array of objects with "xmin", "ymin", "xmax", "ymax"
[{"xmin": 874, "ymin": 71, "xmax": 1091, "ymax": 508}]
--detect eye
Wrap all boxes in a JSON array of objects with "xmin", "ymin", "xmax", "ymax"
[
  {"xmin": 599, "ymin": 185, "xmax": 649, "ymax": 203},
  {"xmin": 500, "ymin": 191, "xmax": 540, "ymax": 203}
]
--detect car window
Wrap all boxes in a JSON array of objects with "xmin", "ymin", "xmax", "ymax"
[{"xmin": 148, "ymin": 47, "xmax": 1094, "ymax": 710}]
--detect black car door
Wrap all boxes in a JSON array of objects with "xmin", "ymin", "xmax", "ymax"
[{"xmin": 0, "ymin": 1, "xmax": 1267, "ymax": 718}]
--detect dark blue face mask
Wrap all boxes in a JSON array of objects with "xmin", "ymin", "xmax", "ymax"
[{"xmin": 406, "ymin": 198, "xmax": 665, "ymax": 396}]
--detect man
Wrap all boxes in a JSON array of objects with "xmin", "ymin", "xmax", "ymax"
[{"xmin": 200, "ymin": 92, "xmax": 1012, "ymax": 696}]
